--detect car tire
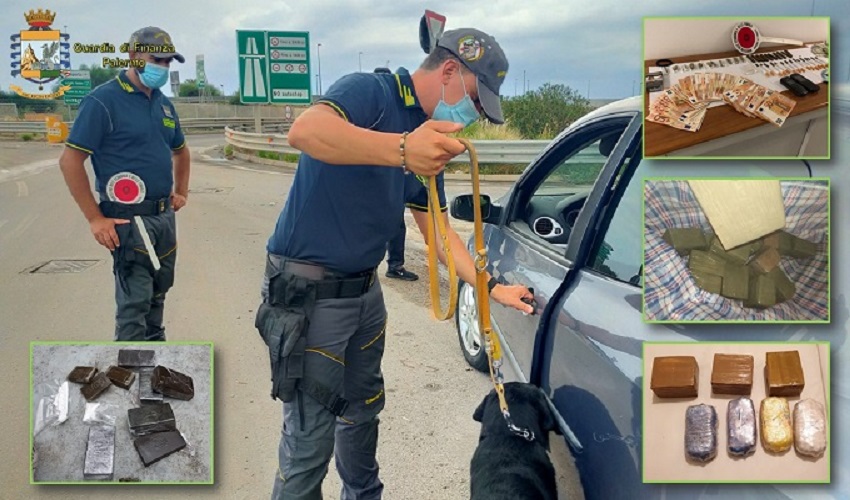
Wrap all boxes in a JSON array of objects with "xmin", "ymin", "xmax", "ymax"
[{"xmin": 455, "ymin": 280, "xmax": 489, "ymax": 373}]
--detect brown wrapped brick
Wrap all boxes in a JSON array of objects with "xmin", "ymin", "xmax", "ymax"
[
  {"xmin": 663, "ymin": 228, "xmax": 710, "ymax": 256},
  {"xmin": 692, "ymin": 271, "xmax": 723, "ymax": 295},
  {"xmin": 722, "ymin": 264, "xmax": 750, "ymax": 300},
  {"xmin": 765, "ymin": 351, "xmax": 805, "ymax": 397},
  {"xmin": 688, "ymin": 250, "xmax": 726, "ymax": 277},
  {"xmin": 711, "ymin": 354, "xmax": 753, "ymax": 395},
  {"xmin": 650, "ymin": 356, "xmax": 699, "ymax": 398},
  {"xmin": 105, "ymin": 365, "xmax": 136, "ymax": 390},
  {"xmin": 750, "ymin": 247, "xmax": 781, "ymax": 274},
  {"xmin": 744, "ymin": 273, "xmax": 777, "ymax": 309},
  {"xmin": 68, "ymin": 366, "xmax": 98, "ymax": 384},
  {"xmin": 768, "ymin": 267, "xmax": 796, "ymax": 303}
]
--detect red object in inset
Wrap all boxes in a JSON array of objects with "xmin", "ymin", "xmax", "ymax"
[
  {"xmin": 736, "ymin": 26, "xmax": 757, "ymax": 50},
  {"xmin": 113, "ymin": 178, "xmax": 140, "ymax": 202}
]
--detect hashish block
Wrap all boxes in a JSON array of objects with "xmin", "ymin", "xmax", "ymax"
[
  {"xmin": 83, "ymin": 425, "xmax": 115, "ymax": 480},
  {"xmin": 777, "ymin": 231, "xmax": 819, "ymax": 259},
  {"xmin": 722, "ymin": 264, "xmax": 750, "ymax": 300},
  {"xmin": 727, "ymin": 397, "xmax": 757, "ymax": 456},
  {"xmin": 138, "ymin": 367, "xmax": 163, "ymax": 404},
  {"xmin": 744, "ymin": 273, "xmax": 777, "ymax": 309},
  {"xmin": 762, "ymin": 231, "xmax": 781, "ymax": 250},
  {"xmin": 152, "ymin": 365, "xmax": 195, "ymax": 400},
  {"xmin": 761, "ymin": 397, "xmax": 793, "ymax": 453},
  {"xmin": 709, "ymin": 236, "xmax": 761, "ymax": 265},
  {"xmin": 81, "ymin": 372, "xmax": 112, "ymax": 402},
  {"xmin": 794, "ymin": 399, "xmax": 827, "ymax": 458},
  {"xmin": 650, "ymin": 356, "xmax": 698, "ymax": 398},
  {"xmin": 768, "ymin": 267, "xmax": 796, "ymax": 303},
  {"xmin": 68, "ymin": 366, "xmax": 98, "ymax": 384},
  {"xmin": 685, "ymin": 404, "xmax": 718, "ymax": 462},
  {"xmin": 117, "ymin": 349, "xmax": 156, "ymax": 368},
  {"xmin": 765, "ymin": 350, "xmax": 805, "ymax": 397},
  {"xmin": 133, "ymin": 430, "xmax": 187, "ymax": 467},
  {"xmin": 663, "ymin": 228, "xmax": 709, "ymax": 256},
  {"xmin": 692, "ymin": 271, "xmax": 723, "ymax": 294},
  {"xmin": 750, "ymin": 247, "xmax": 781, "ymax": 274},
  {"xmin": 688, "ymin": 250, "xmax": 727, "ymax": 277},
  {"xmin": 105, "ymin": 365, "xmax": 136, "ymax": 390},
  {"xmin": 711, "ymin": 354, "xmax": 753, "ymax": 395},
  {"xmin": 128, "ymin": 403, "xmax": 177, "ymax": 437}
]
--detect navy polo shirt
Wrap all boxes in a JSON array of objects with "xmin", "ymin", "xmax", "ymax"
[
  {"xmin": 268, "ymin": 68, "xmax": 444, "ymax": 274},
  {"xmin": 66, "ymin": 70, "xmax": 185, "ymax": 200},
  {"xmin": 405, "ymin": 172, "xmax": 447, "ymax": 212}
]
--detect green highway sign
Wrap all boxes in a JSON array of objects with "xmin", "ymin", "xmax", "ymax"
[
  {"xmin": 237, "ymin": 30, "xmax": 270, "ymax": 104},
  {"xmin": 62, "ymin": 70, "xmax": 91, "ymax": 106},
  {"xmin": 237, "ymin": 30, "xmax": 311, "ymax": 105},
  {"xmin": 267, "ymin": 31, "xmax": 311, "ymax": 104}
]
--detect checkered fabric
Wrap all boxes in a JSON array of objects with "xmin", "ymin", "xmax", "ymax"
[{"xmin": 644, "ymin": 180, "xmax": 829, "ymax": 321}]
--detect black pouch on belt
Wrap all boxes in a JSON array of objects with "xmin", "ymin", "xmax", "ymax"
[{"xmin": 255, "ymin": 272, "xmax": 316, "ymax": 402}]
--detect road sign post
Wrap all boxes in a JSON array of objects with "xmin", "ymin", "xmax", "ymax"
[
  {"xmin": 237, "ymin": 30, "xmax": 311, "ymax": 105},
  {"xmin": 62, "ymin": 69, "xmax": 91, "ymax": 107},
  {"xmin": 237, "ymin": 30, "xmax": 270, "ymax": 104},
  {"xmin": 267, "ymin": 31, "xmax": 311, "ymax": 105}
]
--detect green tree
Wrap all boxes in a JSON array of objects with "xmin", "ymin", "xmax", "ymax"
[
  {"xmin": 502, "ymin": 83, "xmax": 592, "ymax": 139},
  {"xmin": 178, "ymin": 79, "xmax": 222, "ymax": 97},
  {"xmin": 81, "ymin": 64, "xmax": 120, "ymax": 88}
]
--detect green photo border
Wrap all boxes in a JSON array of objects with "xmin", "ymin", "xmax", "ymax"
[
  {"xmin": 641, "ymin": 340, "xmax": 831, "ymax": 484},
  {"xmin": 641, "ymin": 16, "xmax": 831, "ymax": 160},
  {"xmin": 29, "ymin": 341, "xmax": 215, "ymax": 485},
  {"xmin": 641, "ymin": 177, "xmax": 831, "ymax": 324}
]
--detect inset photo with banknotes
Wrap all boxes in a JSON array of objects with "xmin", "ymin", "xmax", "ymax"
[
  {"xmin": 643, "ymin": 179, "xmax": 829, "ymax": 322},
  {"xmin": 643, "ymin": 342, "xmax": 829, "ymax": 483},
  {"xmin": 31, "ymin": 342, "xmax": 213, "ymax": 484},
  {"xmin": 643, "ymin": 17, "xmax": 829, "ymax": 158}
]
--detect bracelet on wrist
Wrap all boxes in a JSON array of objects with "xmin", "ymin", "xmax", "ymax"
[{"xmin": 400, "ymin": 131, "xmax": 410, "ymax": 175}]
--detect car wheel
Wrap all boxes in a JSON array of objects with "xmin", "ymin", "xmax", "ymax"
[{"xmin": 455, "ymin": 280, "xmax": 489, "ymax": 372}]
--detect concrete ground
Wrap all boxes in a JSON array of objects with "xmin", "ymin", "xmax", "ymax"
[
  {"xmin": 0, "ymin": 135, "xmax": 583, "ymax": 499},
  {"xmin": 32, "ymin": 344, "xmax": 212, "ymax": 483}
]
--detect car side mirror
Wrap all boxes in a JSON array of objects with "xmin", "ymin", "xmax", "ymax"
[{"xmin": 450, "ymin": 194, "xmax": 498, "ymax": 223}]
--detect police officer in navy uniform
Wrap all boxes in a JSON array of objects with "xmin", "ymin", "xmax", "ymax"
[
  {"xmin": 257, "ymin": 28, "xmax": 532, "ymax": 499},
  {"xmin": 60, "ymin": 27, "xmax": 189, "ymax": 341}
]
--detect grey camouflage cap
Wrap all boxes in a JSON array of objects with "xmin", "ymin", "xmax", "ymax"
[{"xmin": 128, "ymin": 27, "xmax": 185, "ymax": 63}]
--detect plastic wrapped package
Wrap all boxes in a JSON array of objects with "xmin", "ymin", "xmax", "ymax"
[
  {"xmin": 83, "ymin": 403, "xmax": 120, "ymax": 426},
  {"xmin": 794, "ymin": 399, "xmax": 827, "ymax": 458},
  {"xmin": 761, "ymin": 397, "xmax": 793, "ymax": 453},
  {"xmin": 33, "ymin": 381, "xmax": 69, "ymax": 436},
  {"xmin": 83, "ymin": 425, "xmax": 115, "ymax": 480},
  {"xmin": 727, "ymin": 397, "xmax": 757, "ymax": 456},
  {"xmin": 685, "ymin": 404, "xmax": 717, "ymax": 462}
]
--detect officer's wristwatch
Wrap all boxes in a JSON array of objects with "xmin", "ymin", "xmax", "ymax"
[{"xmin": 487, "ymin": 276, "xmax": 499, "ymax": 292}]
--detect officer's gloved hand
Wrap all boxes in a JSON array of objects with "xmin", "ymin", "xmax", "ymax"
[{"xmin": 403, "ymin": 120, "xmax": 466, "ymax": 177}]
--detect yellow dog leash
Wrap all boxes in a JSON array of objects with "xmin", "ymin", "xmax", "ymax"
[{"xmin": 426, "ymin": 138, "xmax": 534, "ymax": 441}]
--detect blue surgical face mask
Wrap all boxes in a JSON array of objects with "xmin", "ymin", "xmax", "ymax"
[
  {"xmin": 432, "ymin": 67, "xmax": 480, "ymax": 127},
  {"xmin": 138, "ymin": 61, "xmax": 169, "ymax": 89}
]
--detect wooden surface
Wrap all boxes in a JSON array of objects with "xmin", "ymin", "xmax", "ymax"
[{"xmin": 644, "ymin": 44, "xmax": 829, "ymax": 157}]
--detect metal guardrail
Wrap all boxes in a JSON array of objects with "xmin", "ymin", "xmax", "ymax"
[
  {"xmin": 224, "ymin": 125, "xmax": 551, "ymax": 164},
  {"xmin": 0, "ymin": 117, "xmax": 291, "ymax": 134}
]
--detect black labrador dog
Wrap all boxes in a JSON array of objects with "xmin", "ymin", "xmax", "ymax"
[{"xmin": 470, "ymin": 382, "xmax": 559, "ymax": 500}]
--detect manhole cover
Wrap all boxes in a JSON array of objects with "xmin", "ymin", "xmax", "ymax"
[
  {"xmin": 27, "ymin": 260, "xmax": 101, "ymax": 274},
  {"xmin": 189, "ymin": 187, "xmax": 234, "ymax": 194}
]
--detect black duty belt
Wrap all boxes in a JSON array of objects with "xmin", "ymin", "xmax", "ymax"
[
  {"xmin": 281, "ymin": 259, "xmax": 376, "ymax": 300},
  {"xmin": 100, "ymin": 198, "xmax": 171, "ymax": 217}
]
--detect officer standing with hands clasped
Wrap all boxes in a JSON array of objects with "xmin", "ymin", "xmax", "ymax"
[
  {"xmin": 60, "ymin": 27, "xmax": 189, "ymax": 341},
  {"xmin": 256, "ymin": 27, "xmax": 532, "ymax": 499}
]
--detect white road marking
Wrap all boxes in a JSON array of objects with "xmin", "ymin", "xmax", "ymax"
[{"xmin": 16, "ymin": 181, "xmax": 28, "ymax": 197}]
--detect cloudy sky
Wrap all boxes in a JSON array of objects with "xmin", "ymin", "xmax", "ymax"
[{"xmin": 3, "ymin": 0, "xmax": 848, "ymax": 99}]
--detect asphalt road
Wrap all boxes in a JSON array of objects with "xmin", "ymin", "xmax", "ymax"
[{"xmin": 0, "ymin": 135, "xmax": 581, "ymax": 499}]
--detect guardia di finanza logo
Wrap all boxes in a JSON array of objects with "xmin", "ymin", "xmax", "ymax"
[{"xmin": 9, "ymin": 8, "xmax": 71, "ymax": 99}]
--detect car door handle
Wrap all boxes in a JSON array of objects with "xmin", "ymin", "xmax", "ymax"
[{"xmin": 521, "ymin": 287, "xmax": 538, "ymax": 315}]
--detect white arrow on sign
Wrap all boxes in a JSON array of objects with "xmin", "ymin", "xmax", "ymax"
[{"xmin": 241, "ymin": 36, "xmax": 266, "ymax": 98}]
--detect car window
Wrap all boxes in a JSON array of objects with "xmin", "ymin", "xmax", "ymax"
[
  {"xmin": 586, "ymin": 148, "xmax": 643, "ymax": 286},
  {"xmin": 514, "ymin": 126, "xmax": 626, "ymax": 249}
]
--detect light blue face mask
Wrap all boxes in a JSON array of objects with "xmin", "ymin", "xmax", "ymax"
[
  {"xmin": 432, "ymin": 68, "xmax": 480, "ymax": 127},
  {"xmin": 139, "ymin": 61, "xmax": 169, "ymax": 89}
]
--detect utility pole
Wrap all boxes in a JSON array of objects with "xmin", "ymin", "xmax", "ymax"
[{"xmin": 317, "ymin": 42, "xmax": 323, "ymax": 95}]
